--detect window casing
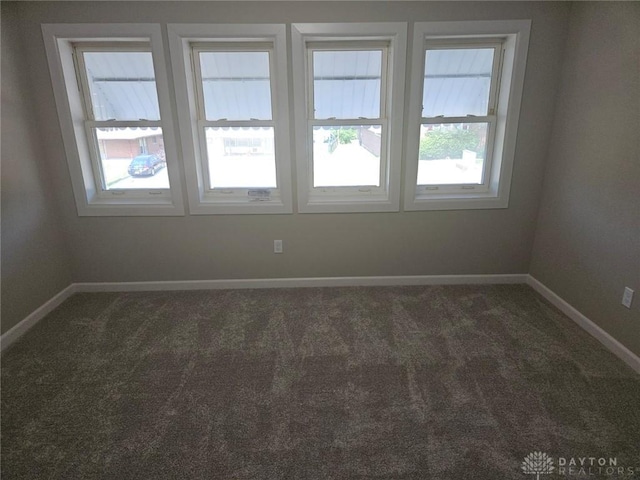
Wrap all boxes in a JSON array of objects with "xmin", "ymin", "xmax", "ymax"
[
  {"xmin": 42, "ymin": 24, "xmax": 184, "ymax": 216},
  {"xmin": 44, "ymin": 22, "xmax": 529, "ymax": 216},
  {"xmin": 292, "ymin": 23, "xmax": 407, "ymax": 213},
  {"xmin": 404, "ymin": 20, "xmax": 531, "ymax": 211},
  {"xmin": 168, "ymin": 25, "xmax": 292, "ymax": 214}
]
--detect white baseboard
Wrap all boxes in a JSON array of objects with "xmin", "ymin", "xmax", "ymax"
[
  {"xmin": 5, "ymin": 274, "xmax": 637, "ymax": 377},
  {"xmin": 0, "ymin": 284, "xmax": 77, "ymax": 353},
  {"xmin": 527, "ymin": 275, "xmax": 640, "ymax": 375},
  {"xmin": 75, "ymin": 274, "xmax": 528, "ymax": 292},
  {"xmin": 1, "ymin": 274, "xmax": 524, "ymax": 350}
]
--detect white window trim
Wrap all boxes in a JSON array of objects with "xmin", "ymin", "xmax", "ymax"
[
  {"xmin": 292, "ymin": 23, "xmax": 407, "ymax": 214},
  {"xmin": 404, "ymin": 20, "xmax": 531, "ymax": 211},
  {"xmin": 42, "ymin": 24, "xmax": 185, "ymax": 216},
  {"xmin": 168, "ymin": 24, "xmax": 292, "ymax": 215}
]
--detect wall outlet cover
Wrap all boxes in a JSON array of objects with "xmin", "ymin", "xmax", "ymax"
[{"xmin": 622, "ymin": 287, "xmax": 634, "ymax": 309}]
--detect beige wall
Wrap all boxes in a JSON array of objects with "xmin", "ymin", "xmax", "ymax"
[
  {"xmin": 7, "ymin": 1, "xmax": 570, "ymax": 282},
  {"xmin": 2, "ymin": 2, "xmax": 573, "ymax": 333},
  {"xmin": 1, "ymin": 3, "xmax": 73, "ymax": 334},
  {"xmin": 530, "ymin": 2, "xmax": 640, "ymax": 356}
]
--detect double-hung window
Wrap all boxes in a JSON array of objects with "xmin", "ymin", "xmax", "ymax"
[
  {"xmin": 292, "ymin": 24, "xmax": 407, "ymax": 213},
  {"xmin": 169, "ymin": 25, "xmax": 292, "ymax": 214},
  {"xmin": 404, "ymin": 20, "xmax": 531, "ymax": 210},
  {"xmin": 42, "ymin": 24, "xmax": 183, "ymax": 216}
]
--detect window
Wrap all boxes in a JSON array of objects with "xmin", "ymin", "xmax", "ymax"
[
  {"xmin": 42, "ymin": 24, "xmax": 184, "ymax": 216},
  {"xmin": 404, "ymin": 20, "xmax": 531, "ymax": 211},
  {"xmin": 168, "ymin": 25, "xmax": 292, "ymax": 214},
  {"xmin": 292, "ymin": 24, "xmax": 407, "ymax": 213}
]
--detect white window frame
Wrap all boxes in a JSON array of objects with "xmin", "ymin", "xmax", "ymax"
[
  {"xmin": 42, "ymin": 24, "xmax": 184, "ymax": 216},
  {"xmin": 168, "ymin": 24, "xmax": 292, "ymax": 215},
  {"xmin": 404, "ymin": 20, "xmax": 531, "ymax": 211},
  {"xmin": 292, "ymin": 23, "xmax": 407, "ymax": 214}
]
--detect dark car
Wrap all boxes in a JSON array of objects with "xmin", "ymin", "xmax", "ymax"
[{"xmin": 127, "ymin": 154, "xmax": 164, "ymax": 177}]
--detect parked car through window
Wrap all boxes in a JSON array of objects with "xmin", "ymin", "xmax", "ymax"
[{"xmin": 128, "ymin": 154, "xmax": 165, "ymax": 177}]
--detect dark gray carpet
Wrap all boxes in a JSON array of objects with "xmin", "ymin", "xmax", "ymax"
[{"xmin": 2, "ymin": 285, "xmax": 639, "ymax": 479}]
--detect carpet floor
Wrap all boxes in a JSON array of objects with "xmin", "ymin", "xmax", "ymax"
[{"xmin": 1, "ymin": 284, "xmax": 639, "ymax": 479}]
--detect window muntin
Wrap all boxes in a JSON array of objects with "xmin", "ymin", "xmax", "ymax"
[
  {"xmin": 75, "ymin": 43, "xmax": 169, "ymax": 192},
  {"xmin": 416, "ymin": 42, "xmax": 502, "ymax": 191},
  {"xmin": 306, "ymin": 43, "xmax": 389, "ymax": 191},
  {"xmin": 192, "ymin": 44, "xmax": 279, "ymax": 192}
]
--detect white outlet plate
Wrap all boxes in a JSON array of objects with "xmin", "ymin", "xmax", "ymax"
[
  {"xmin": 274, "ymin": 240, "xmax": 283, "ymax": 254},
  {"xmin": 622, "ymin": 287, "xmax": 634, "ymax": 309}
]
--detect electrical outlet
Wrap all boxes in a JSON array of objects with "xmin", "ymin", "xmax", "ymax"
[
  {"xmin": 622, "ymin": 287, "xmax": 634, "ymax": 309},
  {"xmin": 274, "ymin": 240, "xmax": 283, "ymax": 254}
]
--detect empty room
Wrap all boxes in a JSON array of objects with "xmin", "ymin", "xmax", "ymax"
[{"xmin": 1, "ymin": 0, "xmax": 639, "ymax": 478}]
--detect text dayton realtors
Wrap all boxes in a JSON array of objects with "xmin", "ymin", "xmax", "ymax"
[{"xmin": 557, "ymin": 457, "xmax": 637, "ymax": 476}]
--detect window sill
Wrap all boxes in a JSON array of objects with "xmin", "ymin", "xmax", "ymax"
[
  {"xmin": 188, "ymin": 196, "xmax": 292, "ymax": 215},
  {"xmin": 404, "ymin": 193, "xmax": 509, "ymax": 211},
  {"xmin": 299, "ymin": 195, "xmax": 399, "ymax": 213}
]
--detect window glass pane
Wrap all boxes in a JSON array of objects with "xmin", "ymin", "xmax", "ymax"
[
  {"xmin": 417, "ymin": 123, "xmax": 487, "ymax": 185},
  {"xmin": 199, "ymin": 52, "xmax": 272, "ymax": 121},
  {"xmin": 94, "ymin": 127, "xmax": 168, "ymax": 189},
  {"xmin": 312, "ymin": 125, "xmax": 381, "ymax": 187},
  {"xmin": 83, "ymin": 52, "xmax": 160, "ymax": 121},
  {"xmin": 205, "ymin": 127, "xmax": 276, "ymax": 189},
  {"xmin": 313, "ymin": 50, "xmax": 382, "ymax": 119},
  {"xmin": 422, "ymin": 48, "xmax": 494, "ymax": 117}
]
